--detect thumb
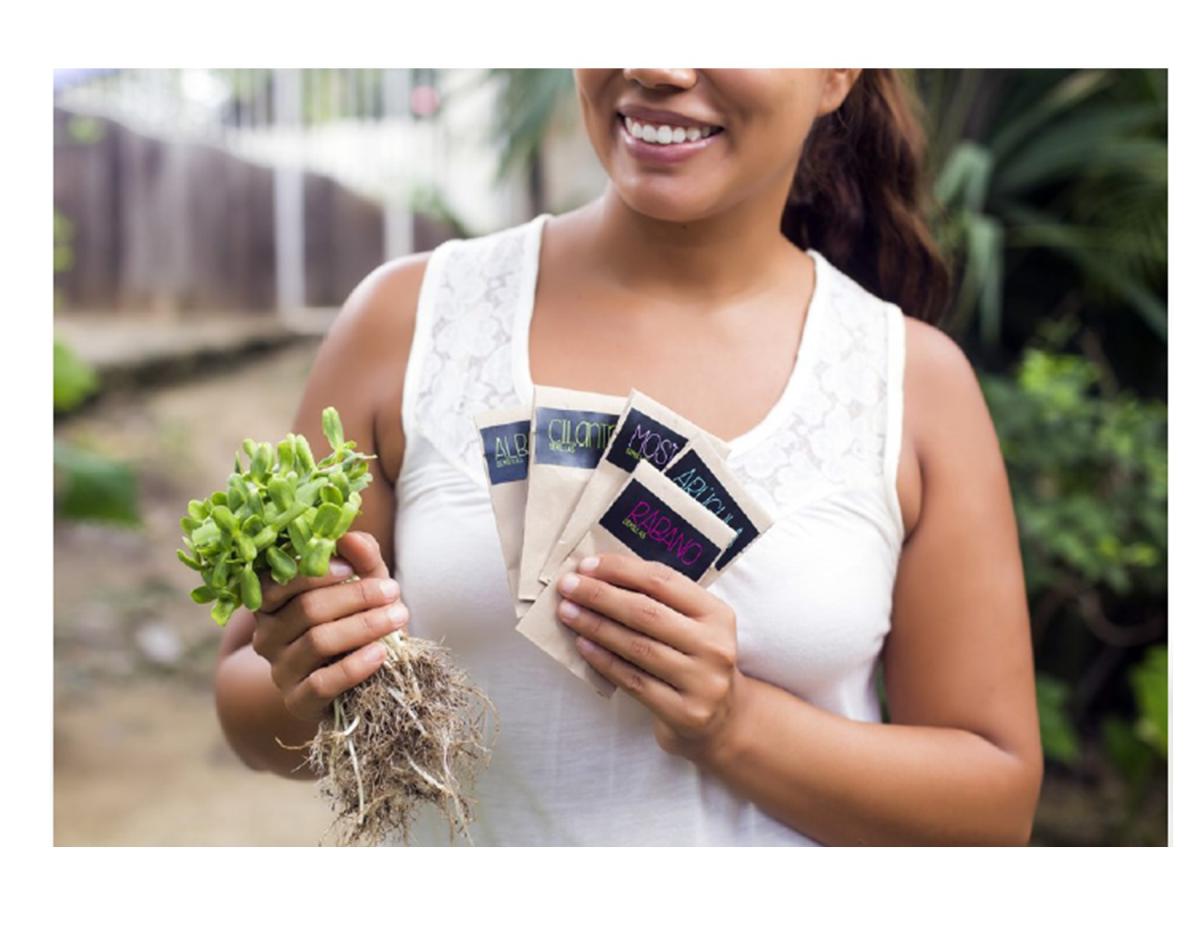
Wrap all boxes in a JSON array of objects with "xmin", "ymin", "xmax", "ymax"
[{"xmin": 335, "ymin": 530, "xmax": 391, "ymax": 581}]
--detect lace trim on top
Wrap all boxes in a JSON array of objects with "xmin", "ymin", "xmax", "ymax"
[
  {"xmin": 406, "ymin": 214, "xmax": 905, "ymax": 546},
  {"xmin": 407, "ymin": 222, "xmax": 539, "ymax": 487},
  {"xmin": 728, "ymin": 260, "xmax": 902, "ymax": 528}
]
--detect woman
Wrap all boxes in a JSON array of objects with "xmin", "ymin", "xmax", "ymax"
[{"xmin": 214, "ymin": 68, "xmax": 1044, "ymax": 845}]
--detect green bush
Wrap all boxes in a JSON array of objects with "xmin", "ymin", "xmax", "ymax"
[{"xmin": 981, "ymin": 349, "xmax": 1166, "ymax": 794}]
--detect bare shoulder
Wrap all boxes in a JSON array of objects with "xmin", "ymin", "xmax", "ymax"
[
  {"xmin": 902, "ymin": 315, "xmax": 978, "ymax": 397},
  {"xmin": 330, "ymin": 251, "xmax": 435, "ymax": 359},
  {"xmin": 900, "ymin": 315, "xmax": 994, "ymax": 464}
]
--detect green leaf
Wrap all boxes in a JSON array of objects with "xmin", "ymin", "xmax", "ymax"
[
  {"xmin": 267, "ymin": 474, "xmax": 295, "ymax": 509},
  {"xmin": 933, "ymin": 141, "xmax": 994, "ymax": 212},
  {"xmin": 236, "ymin": 533, "xmax": 257, "ymax": 563},
  {"xmin": 265, "ymin": 546, "xmax": 298, "ymax": 585},
  {"xmin": 300, "ymin": 537, "xmax": 336, "ymax": 577},
  {"xmin": 190, "ymin": 585, "xmax": 218, "ymax": 604},
  {"xmin": 989, "ymin": 69, "xmax": 1111, "ymax": 161},
  {"xmin": 177, "ymin": 548, "xmax": 202, "ymax": 571},
  {"xmin": 210, "ymin": 596, "xmax": 237, "ymax": 627},
  {"xmin": 54, "ymin": 440, "xmax": 140, "ymax": 525},
  {"xmin": 294, "ymin": 434, "xmax": 317, "ymax": 474},
  {"xmin": 211, "ymin": 505, "xmax": 238, "ymax": 535},
  {"xmin": 1036, "ymin": 673, "xmax": 1080, "ymax": 765},
  {"xmin": 994, "ymin": 103, "xmax": 1163, "ymax": 195},
  {"xmin": 312, "ymin": 502, "xmax": 342, "ymax": 538},
  {"xmin": 240, "ymin": 564, "xmax": 263, "ymax": 611},
  {"xmin": 322, "ymin": 407, "xmax": 345, "ymax": 450},
  {"xmin": 1130, "ymin": 645, "xmax": 1167, "ymax": 758},
  {"xmin": 53, "ymin": 340, "xmax": 99, "ymax": 413}
]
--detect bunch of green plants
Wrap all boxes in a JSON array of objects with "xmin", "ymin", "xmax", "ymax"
[
  {"xmin": 980, "ymin": 346, "xmax": 1166, "ymax": 837},
  {"xmin": 176, "ymin": 407, "xmax": 372, "ymax": 625}
]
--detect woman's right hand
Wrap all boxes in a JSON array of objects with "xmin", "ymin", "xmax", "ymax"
[{"xmin": 249, "ymin": 530, "xmax": 409, "ymax": 722}]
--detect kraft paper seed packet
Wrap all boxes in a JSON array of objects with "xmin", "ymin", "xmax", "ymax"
[
  {"xmin": 537, "ymin": 388, "xmax": 732, "ymax": 587},
  {"xmin": 515, "ymin": 459, "xmax": 737, "ymax": 697},
  {"xmin": 516, "ymin": 385, "xmax": 624, "ymax": 602},
  {"xmin": 663, "ymin": 430, "xmax": 775, "ymax": 579},
  {"xmin": 474, "ymin": 404, "xmax": 533, "ymax": 619}
]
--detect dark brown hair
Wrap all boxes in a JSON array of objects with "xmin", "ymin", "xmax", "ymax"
[{"xmin": 782, "ymin": 69, "xmax": 952, "ymax": 325}]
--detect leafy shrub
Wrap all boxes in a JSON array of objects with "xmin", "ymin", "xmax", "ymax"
[{"xmin": 980, "ymin": 349, "xmax": 1166, "ymax": 786}]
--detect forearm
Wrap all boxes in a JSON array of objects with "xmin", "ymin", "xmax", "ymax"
[
  {"xmin": 214, "ymin": 644, "xmax": 322, "ymax": 780},
  {"xmin": 693, "ymin": 673, "xmax": 1038, "ymax": 846}
]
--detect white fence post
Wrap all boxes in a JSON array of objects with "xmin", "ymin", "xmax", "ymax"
[
  {"xmin": 272, "ymin": 68, "xmax": 306, "ymax": 317},
  {"xmin": 382, "ymin": 68, "xmax": 413, "ymax": 260}
]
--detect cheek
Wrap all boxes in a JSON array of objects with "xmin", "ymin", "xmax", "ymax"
[{"xmin": 708, "ymin": 71, "xmax": 820, "ymax": 160}]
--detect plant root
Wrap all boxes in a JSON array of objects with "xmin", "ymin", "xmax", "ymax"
[{"xmin": 304, "ymin": 632, "xmax": 497, "ymax": 846}]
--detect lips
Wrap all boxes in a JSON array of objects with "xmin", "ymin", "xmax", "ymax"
[{"xmin": 614, "ymin": 111, "xmax": 724, "ymax": 163}]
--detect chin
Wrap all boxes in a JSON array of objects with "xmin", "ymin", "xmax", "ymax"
[{"xmin": 613, "ymin": 183, "xmax": 719, "ymax": 225}]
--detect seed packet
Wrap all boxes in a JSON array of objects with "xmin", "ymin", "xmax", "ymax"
[
  {"xmin": 474, "ymin": 404, "xmax": 532, "ymax": 618},
  {"xmin": 516, "ymin": 386, "xmax": 624, "ymax": 602},
  {"xmin": 515, "ymin": 459, "xmax": 738, "ymax": 696},
  {"xmin": 662, "ymin": 431, "xmax": 775, "ymax": 579},
  {"xmin": 537, "ymin": 388, "xmax": 731, "ymax": 587}
]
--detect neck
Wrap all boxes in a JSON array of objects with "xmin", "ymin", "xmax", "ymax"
[{"xmin": 579, "ymin": 183, "xmax": 805, "ymax": 309}]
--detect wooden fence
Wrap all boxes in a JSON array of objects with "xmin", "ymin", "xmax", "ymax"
[{"xmin": 54, "ymin": 105, "xmax": 456, "ymax": 314}]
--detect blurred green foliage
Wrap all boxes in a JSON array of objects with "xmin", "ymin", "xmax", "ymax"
[
  {"xmin": 981, "ymin": 349, "xmax": 1166, "ymax": 601},
  {"xmin": 53, "ymin": 339, "xmax": 98, "ymax": 413},
  {"xmin": 920, "ymin": 70, "xmax": 1167, "ymax": 843},
  {"xmin": 54, "ymin": 439, "xmax": 141, "ymax": 525},
  {"xmin": 54, "ymin": 207, "xmax": 140, "ymax": 526},
  {"xmin": 919, "ymin": 69, "xmax": 1167, "ymax": 350},
  {"xmin": 980, "ymin": 345, "xmax": 1165, "ymax": 838}
]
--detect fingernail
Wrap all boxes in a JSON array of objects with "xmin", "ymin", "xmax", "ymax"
[
  {"xmin": 330, "ymin": 559, "xmax": 352, "ymax": 578},
  {"xmin": 386, "ymin": 603, "xmax": 408, "ymax": 627},
  {"xmin": 559, "ymin": 600, "xmax": 580, "ymax": 621},
  {"xmin": 559, "ymin": 573, "xmax": 579, "ymax": 594},
  {"xmin": 577, "ymin": 637, "xmax": 596, "ymax": 654},
  {"xmin": 379, "ymin": 578, "xmax": 401, "ymax": 599},
  {"xmin": 579, "ymin": 556, "xmax": 599, "ymax": 573},
  {"xmin": 365, "ymin": 643, "xmax": 386, "ymax": 663}
]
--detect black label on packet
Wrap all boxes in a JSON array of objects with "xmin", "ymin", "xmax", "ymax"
[
  {"xmin": 480, "ymin": 419, "xmax": 530, "ymax": 485},
  {"xmin": 603, "ymin": 407, "xmax": 688, "ymax": 474},
  {"xmin": 534, "ymin": 407, "xmax": 620, "ymax": 469},
  {"xmin": 665, "ymin": 450, "xmax": 759, "ymax": 570},
  {"xmin": 598, "ymin": 480, "xmax": 722, "ymax": 582}
]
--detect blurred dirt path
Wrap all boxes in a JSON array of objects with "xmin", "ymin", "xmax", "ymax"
[{"xmin": 55, "ymin": 340, "xmax": 342, "ymax": 845}]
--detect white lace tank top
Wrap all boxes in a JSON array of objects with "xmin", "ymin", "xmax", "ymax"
[{"xmin": 390, "ymin": 212, "xmax": 907, "ymax": 846}]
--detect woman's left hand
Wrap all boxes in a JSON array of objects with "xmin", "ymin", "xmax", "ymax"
[{"xmin": 556, "ymin": 552, "xmax": 745, "ymax": 762}]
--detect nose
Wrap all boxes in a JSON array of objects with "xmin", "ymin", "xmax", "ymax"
[{"xmin": 623, "ymin": 68, "xmax": 698, "ymax": 91}]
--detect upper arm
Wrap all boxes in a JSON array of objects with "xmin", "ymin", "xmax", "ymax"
[
  {"xmin": 883, "ymin": 319, "xmax": 1042, "ymax": 780},
  {"xmin": 215, "ymin": 250, "xmax": 433, "ymax": 659}
]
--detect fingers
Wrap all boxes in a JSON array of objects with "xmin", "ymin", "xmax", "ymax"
[
  {"xmin": 283, "ymin": 640, "xmax": 392, "ymax": 722},
  {"xmin": 253, "ymin": 575, "xmax": 404, "ymax": 660},
  {"xmin": 337, "ymin": 530, "xmax": 391, "ymax": 581},
  {"xmin": 577, "ymin": 553, "xmax": 713, "ymax": 619},
  {"xmin": 557, "ymin": 598, "xmax": 692, "ymax": 689},
  {"xmin": 574, "ymin": 635, "xmax": 690, "ymax": 725},
  {"xmin": 558, "ymin": 568, "xmax": 698, "ymax": 655},
  {"xmin": 259, "ymin": 556, "xmax": 355, "ymax": 614},
  {"xmin": 258, "ymin": 532, "xmax": 388, "ymax": 615},
  {"xmin": 272, "ymin": 599, "xmax": 410, "ymax": 693}
]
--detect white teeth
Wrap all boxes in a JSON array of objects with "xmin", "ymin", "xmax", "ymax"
[{"xmin": 623, "ymin": 115, "xmax": 718, "ymax": 144}]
